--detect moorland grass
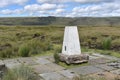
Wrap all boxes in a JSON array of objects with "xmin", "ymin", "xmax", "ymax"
[
  {"xmin": 102, "ymin": 37, "xmax": 112, "ymax": 50},
  {"xmin": 0, "ymin": 26, "xmax": 120, "ymax": 58},
  {"xmin": 2, "ymin": 65, "xmax": 38, "ymax": 80},
  {"xmin": 81, "ymin": 47, "xmax": 120, "ymax": 58},
  {"xmin": 0, "ymin": 26, "xmax": 63, "ymax": 58}
]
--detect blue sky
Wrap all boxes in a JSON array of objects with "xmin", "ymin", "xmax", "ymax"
[{"xmin": 0, "ymin": 0, "xmax": 120, "ymax": 17}]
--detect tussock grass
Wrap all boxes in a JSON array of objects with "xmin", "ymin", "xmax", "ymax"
[
  {"xmin": 2, "ymin": 65, "xmax": 38, "ymax": 80},
  {"xmin": 102, "ymin": 37, "xmax": 112, "ymax": 50},
  {"xmin": 0, "ymin": 26, "xmax": 120, "ymax": 58},
  {"xmin": 18, "ymin": 44, "xmax": 30, "ymax": 57}
]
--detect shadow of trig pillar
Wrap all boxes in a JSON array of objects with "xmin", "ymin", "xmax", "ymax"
[{"xmin": 59, "ymin": 26, "xmax": 89, "ymax": 64}]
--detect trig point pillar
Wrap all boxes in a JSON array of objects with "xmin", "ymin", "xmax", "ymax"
[
  {"xmin": 59, "ymin": 26, "xmax": 89, "ymax": 64},
  {"xmin": 62, "ymin": 26, "xmax": 81, "ymax": 55}
]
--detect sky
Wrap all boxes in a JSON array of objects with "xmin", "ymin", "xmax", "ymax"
[{"xmin": 0, "ymin": 0, "xmax": 120, "ymax": 17}]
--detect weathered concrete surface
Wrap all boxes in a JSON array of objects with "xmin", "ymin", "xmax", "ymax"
[
  {"xmin": 91, "ymin": 53, "xmax": 105, "ymax": 57},
  {"xmin": 0, "ymin": 60, "xmax": 6, "ymax": 79},
  {"xmin": 0, "ymin": 60, "xmax": 5, "ymax": 69},
  {"xmin": 46, "ymin": 63, "xmax": 65, "ymax": 71},
  {"xmin": 110, "ymin": 69, "xmax": 120, "ymax": 75},
  {"xmin": 39, "ymin": 72, "xmax": 68, "ymax": 80},
  {"xmin": 89, "ymin": 55, "xmax": 100, "ymax": 60},
  {"xmin": 88, "ymin": 58, "xmax": 113, "ymax": 65},
  {"xmin": 95, "ymin": 64, "xmax": 116, "ymax": 71},
  {"xmin": 103, "ymin": 55, "xmax": 119, "ymax": 61},
  {"xmin": 35, "ymin": 57, "xmax": 51, "ymax": 65},
  {"xmin": 70, "ymin": 65, "xmax": 104, "ymax": 75},
  {"xmin": 18, "ymin": 57, "xmax": 37, "ymax": 65},
  {"xmin": 45, "ymin": 56, "xmax": 55, "ymax": 62},
  {"xmin": 58, "ymin": 70, "xmax": 78, "ymax": 79},
  {"xmin": 89, "ymin": 71, "xmax": 119, "ymax": 80},
  {"xmin": 31, "ymin": 65, "xmax": 54, "ymax": 74},
  {"xmin": 1, "ymin": 53, "xmax": 120, "ymax": 80},
  {"xmin": 108, "ymin": 62, "xmax": 120, "ymax": 69},
  {"xmin": 3, "ymin": 59, "xmax": 21, "ymax": 69},
  {"xmin": 0, "ymin": 60, "xmax": 4, "ymax": 66}
]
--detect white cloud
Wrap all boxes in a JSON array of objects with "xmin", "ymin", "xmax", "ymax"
[
  {"xmin": 0, "ymin": 9, "xmax": 23, "ymax": 14},
  {"xmin": 40, "ymin": 3, "xmax": 56, "ymax": 10},
  {"xmin": 24, "ymin": 4, "xmax": 40, "ymax": 12},
  {"xmin": 0, "ymin": 9, "xmax": 12, "ymax": 14},
  {"xmin": 57, "ymin": 4, "xmax": 66, "ymax": 9},
  {"xmin": 66, "ymin": 1, "xmax": 120, "ymax": 17},
  {"xmin": 24, "ymin": 3, "xmax": 58, "ymax": 15},
  {"xmin": 37, "ymin": 0, "xmax": 114, "ymax": 4},
  {"xmin": 2, "ymin": 1, "xmax": 119, "ymax": 17},
  {"xmin": 0, "ymin": 0, "xmax": 119, "ymax": 17},
  {"xmin": 55, "ymin": 9, "xmax": 65, "ymax": 14},
  {"xmin": 37, "ymin": 0, "xmax": 49, "ymax": 3},
  {"xmin": 24, "ymin": 3, "xmax": 56, "ymax": 12},
  {"xmin": 45, "ymin": 8, "xmax": 66, "ymax": 17},
  {"xmin": 0, "ymin": 0, "xmax": 28, "ymax": 7},
  {"xmin": 23, "ymin": 3, "xmax": 66, "ymax": 16},
  {"xmin": 37, "ymin": 0, "xmax": 70, "ymax": 3},
  {"xmin": 73, "ymin": 0, "xmax": 113, "ymax": 3},
  {"xmin": 72, "ymin": 5, "xmax": 102, "ymax": 13}
]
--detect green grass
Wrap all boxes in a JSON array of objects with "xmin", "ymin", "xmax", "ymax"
[
  {"xmin": 0, "ymin": 26, "xmax": 63, "ymax": 58},
  {"xmin": 18, "ymin": 44, "xmax": 30, "ymax": 57},
  {"xmin": 2, "ymin": 65, "xmax": 38, "ymax": 80},
  {"xmin": 0, "ymin": 26, "xmax": 120, "ymax": 59},
  {"xmin": 81, "ymin": 47, "xmax": 120, "ymax": 58},
  {"xmin": 33, "ymin": 50, "xmax": 54, "ymax": 57},
  {"xmin": 102, "ymin": 37, "xmax": 112, "ymax": 50}
]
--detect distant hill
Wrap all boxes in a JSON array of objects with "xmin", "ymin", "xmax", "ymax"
[{"xmin": 0, "ymin": 17, "xmax": 120, "ymax": 27}]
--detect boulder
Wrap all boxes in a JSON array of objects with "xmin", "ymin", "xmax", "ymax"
[{"xmin": 59, "ymin": 54, "xmax": 89, "ymax": 64}]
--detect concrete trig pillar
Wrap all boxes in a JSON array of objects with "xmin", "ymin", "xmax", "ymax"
[
  {"xmin": 62, "ymin": 26, "xmax": 81, "ymax": 55},
  {"xmin": 59, "ymin": 26, "xmax": 89, "ymax": 64}
]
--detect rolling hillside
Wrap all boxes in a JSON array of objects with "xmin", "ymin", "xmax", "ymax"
[{"xmin": 0, "ymin": 17, "xmax": 120, "ymax": 27}]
